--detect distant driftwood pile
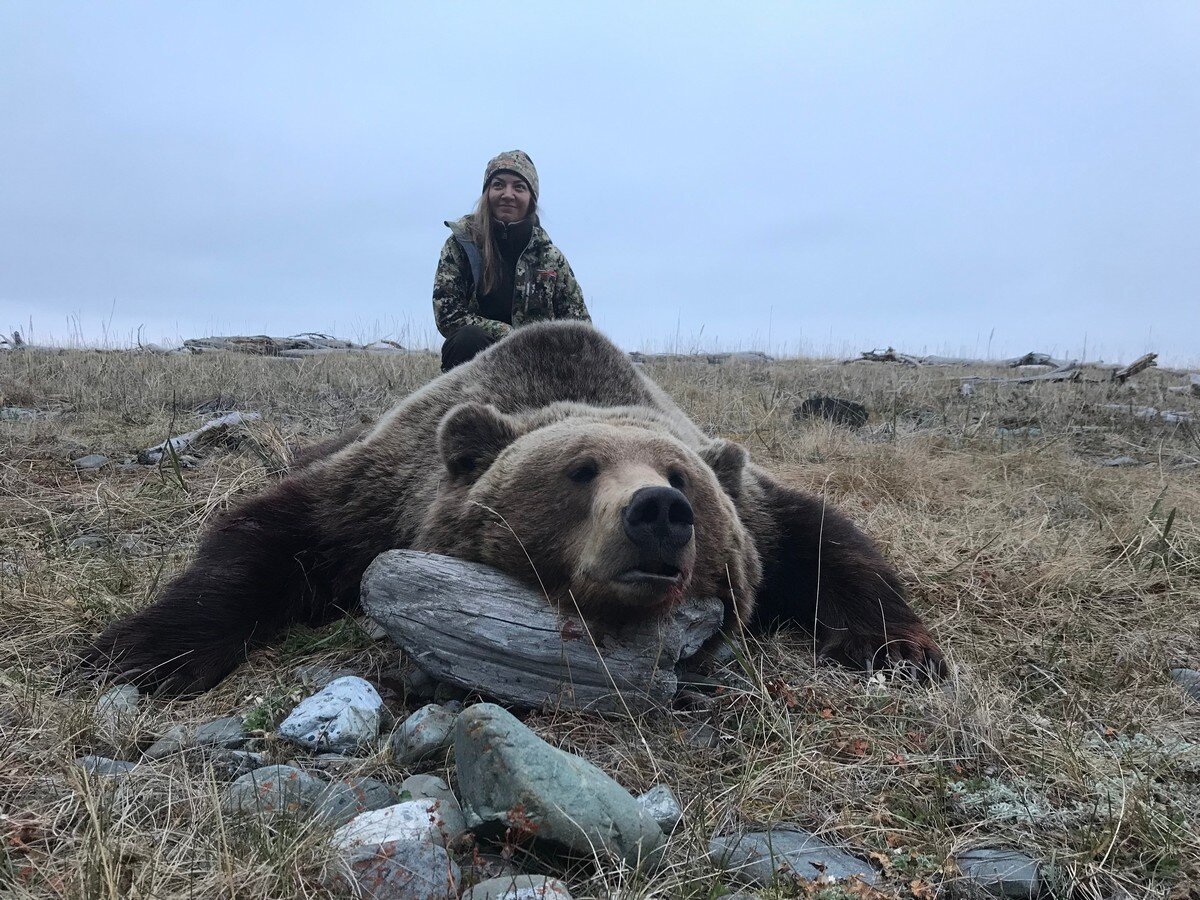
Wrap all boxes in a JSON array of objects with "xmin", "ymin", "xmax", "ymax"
[
  {"xmin": 180, "ymin": 333, "xmax": 421, "ymax": 358},
  {"xmin": 854, "ymin": 347, "xmax": 1161, "ymax": 385}
]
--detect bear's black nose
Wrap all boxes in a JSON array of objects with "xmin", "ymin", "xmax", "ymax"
[{"xmin": 622, "ymin": 486, "xmax": 694, "ymax": 550}]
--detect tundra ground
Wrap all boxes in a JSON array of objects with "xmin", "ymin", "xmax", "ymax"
[{"xmin": 1, "ymin": 347, "xmax": 1198, "ymax": 899}]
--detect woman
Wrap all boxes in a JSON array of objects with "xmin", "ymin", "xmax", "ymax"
[{"xmin": 433, "ymin": 150, "xmax": 591, "ymax": 371}]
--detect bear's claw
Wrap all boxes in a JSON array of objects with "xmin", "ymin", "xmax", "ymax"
[{"xmin": 822, "ymin": 627, "xmax": 947, "ymax": 682}]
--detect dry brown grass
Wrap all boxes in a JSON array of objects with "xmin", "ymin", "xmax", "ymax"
[{"xmin": 1, "ymin": 348, "xmax": 1198, "ymax": 899}]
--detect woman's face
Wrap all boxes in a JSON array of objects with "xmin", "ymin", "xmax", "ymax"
[{"xmin": 486, "ymin": 173, "xmax": 531, "ymax": 223}]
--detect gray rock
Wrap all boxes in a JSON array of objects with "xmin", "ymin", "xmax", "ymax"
[
  {"xmin": 400, "ymin": 774, "xmax": 458, "ymax": 808},
  {"xmin": 457, "ymin": 853, "xmax": 522, "ymax": 886},
  {"xmin": 193, "ymin": 715, "xmax": 247, "ymax": 749},
  {"xmin": 455, "ymin": 703, "xmax": 664, "ymax": 865},
  {"xmin": 955, "ymin": 848, "xmax": 1041, "ymax": 898},
  {"xmin": 397, "ymin": 663, "xmax": 439, "ymax": 700},
  {"xmin": 0, "ymin": 406, "xmax": 41, "ymax": 421},
  {"xmin": 69, "ymin": 535, "xmax": 108, "ymax": 551},
  {"xmin": 332, "ymin": 797, "xmax": 466, "ymax": 851},
  {"xmin": 709, "ymin": 827, "xmax": 877, "ymax": 886},
  {"xmin": 314, "ymin": 777, "xmax": 399, "ymax": 827},
  {"xmin": 144, "ymin": 725, "xmax": 188, "ymax": 760},
  {"xmin": 637, "ymin": 784, "xmax": 683, "ymax": 832},
  {"xmin": 1170, "ymin": 668, "xmax": 1200, "ymax": 702},
  {"xmin": 294, "ymin": 664, "xmax": 356, "ymax": 689},
  {"xmin": 95, "ymin": 685, "xmax": 140, "ymax": 745},
  {"xmin": 75, "ymin": 755, "xmax": 136, "ymax": 777},
  {"xmin": 464, "ymin": 874, "xmax": 574, "ymax": 899},
  {"xmin": 208, "ymin": 750, "xmax": 267, "ymax": 779},
  {"xmin": 332, "ymin": 840, "xmax": 460, "ymax": 900},
  {"xmin": 391, "ymin": 704, "xmax": 458, "ymax": 764},
  {"xmin": 73, "ymin": 454, "xmax": 110, "ymax": 470},
  {"xmin": 220, "ymin": 764, "xmax": 326, "ymax": 817},
  {"xmin": 1101, "ymin": 456, "xmax": 1139, "ymax": 467},
  {"xmin": 687, "ymin": 723, "xmax": 720, "ymax": 749},
  {"xmin": 277, "ymin": 676, "xmax": 383, "ymax": 753}
]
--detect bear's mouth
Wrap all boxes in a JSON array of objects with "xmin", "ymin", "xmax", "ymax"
[{"xmin": 613, "ymin": 561, "xmax": 684, "ymax": 585}]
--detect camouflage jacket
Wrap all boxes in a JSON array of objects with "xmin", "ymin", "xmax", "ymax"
[{"xmin": 433, "ymin": 216, "xmax": 590, "ymax": 340}]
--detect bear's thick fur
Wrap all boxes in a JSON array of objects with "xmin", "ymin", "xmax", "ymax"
[{"xmin": 85, "ymin": 323, "xmax": 943, "ymax": 695}]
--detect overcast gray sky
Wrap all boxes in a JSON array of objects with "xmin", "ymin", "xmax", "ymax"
[{"xmin": 2, "ymin": 2, "xmax": 1197, "ymax": 363}]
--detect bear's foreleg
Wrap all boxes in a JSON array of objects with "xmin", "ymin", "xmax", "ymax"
[
  {"xmin": 82, "ymin": 479, "xmax": 344, "ymax": 695},
  {"xmin": 747, "ymin": 471, "xmax": 945, "ymax": 678}
]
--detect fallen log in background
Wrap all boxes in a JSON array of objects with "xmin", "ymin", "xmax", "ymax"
[
  {"xmin": 854, "ymin": 348, "xmax": 1074, "ymax": 368},
  {"xmin": 137, "ymin": 411, "xmax": 261, "ymax": 464},
  {"xmin": 855, "ymin": 348, "xmax": 1162, "ymax": 384},
  {"xmin": 182, "ymin": 333, "xmax": 355, "ymax": 355},
  {"xmin": 361, "ymin": 550, "xmax": 725, "ymax": 714}
]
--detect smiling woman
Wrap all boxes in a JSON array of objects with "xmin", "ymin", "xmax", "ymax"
[{"xmin": 433, "ymin": 150, "xmax": 592, "ymax": 371}]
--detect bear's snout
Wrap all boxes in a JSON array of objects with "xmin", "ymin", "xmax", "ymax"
[{"xmin": 622, "ymin": 486, "xmax": 694, "ymax": 551}]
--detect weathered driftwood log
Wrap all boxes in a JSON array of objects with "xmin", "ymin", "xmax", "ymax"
[
  {"xmin": 1112, "ymin": 352, "xmax": 1158, "ymax": 382},
  {"xmin": 361, "ymin": 550, "xmax": 725, "ymax": 714},
  {"xmin": 277, "ymin": 344, "xmax": 416, "ymax": 359},
  {"xmin": 855, "ymin": 348, "xmax": 1073, "ymax": 368},
  {"xmin": 962, "ymin": 362, "xmax": 1082, "ymax": 385},
  {"xmin": 1101, "ymin": 404, "xmax": 1192, "ymax": 424},
  {"xmin": 1167, "ymin": 374, "xmax": 1200, "ymax": 396},
  {"xmin": 138, "ymin": 411, "xmax": 261, "ymax": 465},
  {"xmin": 181, "ymin": 333, "xmax": 354, "ymax": 355}
]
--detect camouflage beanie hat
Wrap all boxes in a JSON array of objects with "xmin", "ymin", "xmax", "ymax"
[{"xmin": 483, "ymin": 149, "xmax": 539, "ymax": 199}]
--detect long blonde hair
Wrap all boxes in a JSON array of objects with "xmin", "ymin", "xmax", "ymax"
[{"xmin": 468, "ymin": 193, "xmax": 540, "ymax": 295}]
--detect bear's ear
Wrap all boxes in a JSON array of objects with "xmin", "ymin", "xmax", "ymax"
[
  {"xmin": 438, "ymin": 403, "xmax": 522, "ymax": 484},
  {"xmin": 701, "ymin": 438, "xmax": 748, "ymax": 498}
]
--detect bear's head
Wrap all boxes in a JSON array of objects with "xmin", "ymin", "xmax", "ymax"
[{"xmin": 414, "ymin": 402, "xmax": 762, "ymax": 623}]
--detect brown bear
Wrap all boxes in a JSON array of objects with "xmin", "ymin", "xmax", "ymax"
[{"xmin": 84, "ymin": 322, "xmax": 944, "ymax": 695}]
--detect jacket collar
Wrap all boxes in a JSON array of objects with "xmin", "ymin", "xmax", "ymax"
[{"xmin": 445, "ymin": 215, "xmax": 550, "ymax": 252}]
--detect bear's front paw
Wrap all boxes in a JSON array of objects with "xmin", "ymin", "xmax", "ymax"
[
  {"xmin": 80, "ymin": 623, "xmax": 232, "ymax": 697},
  {"xmin": 821, "ymin": 623, "xmax": 946, "ymax": 682}
]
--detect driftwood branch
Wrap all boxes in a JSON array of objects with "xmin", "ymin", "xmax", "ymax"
[
  {"xmin": 962, "ymin": 362, "xmax": 1082, "ymax": 386},
  {"xmin": 182, "ymin": 333, "xmax": 355, "ymax": 355},
  {"xmin": 137, "ymin": 411, "xmax": 261, "ymax": 464},
  {"xmin": 854, "ymin": 348, "xmax": 1073, "ymax": 368},
  {"xmin": 361, "ymin": 550, "xmax": 724, "ymax": 714},
  {"xmin": 1112, "ymin": 353, "xmax": 1158, "ymax": 383},
  {"xmin": 1101, "ymin": 404, "xmax": 1192, "ymax": 424}
]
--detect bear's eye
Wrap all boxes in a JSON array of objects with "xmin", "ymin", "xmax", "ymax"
[
  {"xmin": 668, "ymin": 470, "xmax": 687, "ymax": 491},
  {"xmin": 567, "ymin": 462, "xmax": 598, "ymax": 484}
]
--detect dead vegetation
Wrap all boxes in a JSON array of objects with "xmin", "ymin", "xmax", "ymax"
[{"xmin": 1, "ymin": 347, "xmax": 1198, "ymax": 899}]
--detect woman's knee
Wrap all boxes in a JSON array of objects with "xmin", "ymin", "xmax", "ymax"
[{"xmin": 441, "ymin": 325, "xmax": 497, "ymax": 371}]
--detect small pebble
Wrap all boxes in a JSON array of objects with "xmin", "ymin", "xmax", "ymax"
[
  {"xmin": 76, "ymin": 756, "xmax": 136, "ymax": 777},
  {"xmin": 208, "ymin": 750, "xmax": 267, "ymax": 779},
  {"xmin": 73, "ymin": 454, "xmax": 110, "ymax": 470},
  {"xmin": 314, "ymin": 777, "xmax": 399, "ymax": 827},
  {"xmin": 390, "ymin": 703, "xmax": 457, "ymax": 764},
  {"xmin": 144, "ymin": 725, "xmax": 188, "ymax": 760},
  {"xmin": 332, "ymin": 840, "xmax": 460, "ymax": 900},
  {"xmin": 221, "ymin": 764, "xmax": 326, "ymax": 817},
  {"xmin": 463, "ymin": 874, "xmax": 574, "ymax": 900},
  {"xmin": 399, "ymin": 773, "xmax": 458, "ymax": 809},
  {"xmin": 955, "ymin": 848, "xmax": 1042, "ymax": 898},
  {"xmin": 193, "ymin": 715, "xmax": 247, "ymax": 749},
  {"xmin": 1169, "ymin": 668, "xmax": 1200, "ymax": 702},
  {"xmin": 1101, "ymin": 456, "xmax": 1138, "ymax": 467},
  {"xmin": 332, "ymin": 798, "xmax": 466, "ymax": 851},
  {"xmin": 637, "ymin": 784, "xmax": 683, "ymax": 832}
]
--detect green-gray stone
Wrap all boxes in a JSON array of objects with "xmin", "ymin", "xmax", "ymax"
[{"xmin": 454, "ymin": 703, "xmax": 664, "ymax": 866}]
